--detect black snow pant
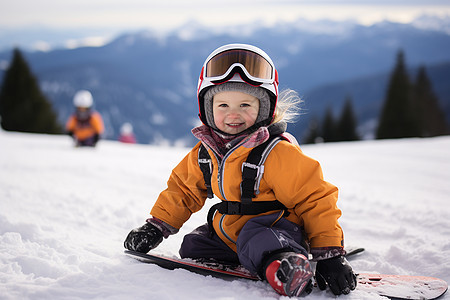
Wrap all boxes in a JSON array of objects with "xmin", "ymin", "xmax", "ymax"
[{"xmin": 179, "ymin": 212, "xmax": 308, "ymax": 275}]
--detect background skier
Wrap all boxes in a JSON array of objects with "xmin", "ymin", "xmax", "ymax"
[
  {"xmin": 66, "ymin": 90, "xmax": 104, "ymax": 147},
  {"xmin": 118, "ymin": 122, "xmax": 137, "ymax": 144}
]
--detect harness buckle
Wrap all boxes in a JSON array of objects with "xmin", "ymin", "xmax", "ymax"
[
  {"xmin": 242, "ymin": 162, "xmax": 261, "ymax": 177},
  {"xmin": 241, "ymin": 162, "xmax": 265, "ymax": 196},
  {"xmin": 199, "ymin": 158, "xmax": 212, "ymax": 175}
]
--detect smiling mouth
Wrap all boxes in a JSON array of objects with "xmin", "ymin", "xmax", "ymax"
[{"xmin": 227, "ymin": 123, "xmax": 244, "ymax": 128}]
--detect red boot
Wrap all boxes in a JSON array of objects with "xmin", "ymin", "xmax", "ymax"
[{"xmin": 264, "ymin": 252, "xmax": 313, "ymax": 297}]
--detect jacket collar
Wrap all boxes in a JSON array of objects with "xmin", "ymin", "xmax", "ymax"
[{"xmin": 192, "ymin": 121, "xmax": 287, "ymax": 158}]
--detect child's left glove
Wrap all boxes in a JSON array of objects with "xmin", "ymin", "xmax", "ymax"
[{"xmin": 315, "ymin": 256, "xmax": 357, "ymax": 295}]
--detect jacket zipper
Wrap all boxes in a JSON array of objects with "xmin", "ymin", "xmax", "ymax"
[
  {"xmin": 214, "ymin": 139, "xmax": 254, "ymax": 245},
  {"xmin": 217, "ymin": 138, "xmax": 250, "ymax": 200},
  {"xmin": 219, "ymin": 215, "xmax": 236, "ymax": 244}
]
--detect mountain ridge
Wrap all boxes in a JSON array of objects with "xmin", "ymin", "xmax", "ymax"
[{"xmin": 1, "ymin": 17, "xmax": 449, "ymax": 144}]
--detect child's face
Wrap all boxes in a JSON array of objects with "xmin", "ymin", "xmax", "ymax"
[{"xmin": 212, "ymin": 91, "xmax": 259, "ymax": 135}]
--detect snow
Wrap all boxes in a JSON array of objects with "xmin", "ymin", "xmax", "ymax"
[{"xmin": 0, "ymin": 129, "xmax": 449, "ymax": 300}]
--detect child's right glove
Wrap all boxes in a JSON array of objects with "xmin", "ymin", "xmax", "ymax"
[
  {"xmin": 124, "ymin": 222, "xmax": 164, "ymax": 253},
  {"xmin": 315, "ymin": 255, "xmax": 357, "ymax": 295}
]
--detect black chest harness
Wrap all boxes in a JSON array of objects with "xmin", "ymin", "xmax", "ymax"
[{"xmin": 198, "ymin": 135, "xmax": 289, "ymax": 233}]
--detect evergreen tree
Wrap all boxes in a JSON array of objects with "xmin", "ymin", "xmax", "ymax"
[
  {"xmin": 336, "ymin": 96, "xmax": 359, "ymax": 141},
  {"xmin": 322, "ymin": 107, "xmax": 336, "ymax": 142},
  {"xmin": 0, "ymin": 48, "xmax": 62, "ymax": 134},
  {"xmin": 376, "ymin": 50, "xmax": 420, "ymax": 139},
  {"xmin": 413, "ymin": 66, "xmax": 448, "ymax": 137}
]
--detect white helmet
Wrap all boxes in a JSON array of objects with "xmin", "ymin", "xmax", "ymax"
[
  {"xmin": 73, "ymin": 90, "xmax": 93, "ymax": 108},
  {"xmin": 120, "ymin": 122, "xmax": 133, "ymax": 135},
  {"xmin": 197, "ymin": 44, "xmax": 279, "ymax": 126}
]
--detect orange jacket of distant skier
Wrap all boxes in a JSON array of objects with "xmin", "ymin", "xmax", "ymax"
[{"xmin": 65, "ymin": 111, "xmax": 104, "ymax": 142}]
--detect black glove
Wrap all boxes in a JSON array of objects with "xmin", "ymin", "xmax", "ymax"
[
  {"xmin": 315, "ymin": 256, "xmax": 357, "ymax": 295},
  {"xmin": 124, "ymin": 223, "xmax": 164, "ymax": 253}
]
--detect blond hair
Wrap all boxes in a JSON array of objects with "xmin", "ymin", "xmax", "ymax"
[{"xmin": 272, "ymin": 89, "xmax": 304, "ymax": 124}]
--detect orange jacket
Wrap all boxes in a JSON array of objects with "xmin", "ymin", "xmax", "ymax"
[
  {"xmin": 65, "ymin": 111, "xmax": 104, "ymax": 141},
  {"xmin": 151, "ymin": 131, "xmax": 343, "ymax": 252}
]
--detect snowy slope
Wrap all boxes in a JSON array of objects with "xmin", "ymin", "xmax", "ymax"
[{"xmin": 0, "ymin": 129, "xmax": 449, "ymax": 300}]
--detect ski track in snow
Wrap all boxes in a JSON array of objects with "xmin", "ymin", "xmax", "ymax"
[{"xmin": 0, "ymin": 129, "xmax": 449, "ymax": 300}]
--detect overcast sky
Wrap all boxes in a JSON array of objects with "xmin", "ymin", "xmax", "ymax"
[
  {"xmin": 1, "ymin": 0, "xmax": 450, "ymax": 50},
  {"xmin": 2, "ymin": 0, "xmax": 450, "ymax": 29}
]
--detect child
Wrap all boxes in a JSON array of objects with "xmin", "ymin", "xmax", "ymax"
[
  {"xmin": 124, "ymin": 44, "xmax": 356, "ymax": 297},
  {"xmin": 118, "ymin": 122, "xmax": 137, "ymax": 144},
  {"xmin": 66, "ymin": 90, "xmax": 104, "ymax": 147}
]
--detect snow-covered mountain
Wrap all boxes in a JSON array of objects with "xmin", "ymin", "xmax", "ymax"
[
  {"xmin": 1, "ymin": 16, "xmax": 450, "ymax": 144},
  {"xmin": 0, "ymin": 129, "xmax": 449, "ymax": 299}
]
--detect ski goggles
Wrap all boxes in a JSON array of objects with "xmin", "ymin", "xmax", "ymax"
[{"xmin": 203, "ymin": 48, "xmax": 276, "ymax": 85}]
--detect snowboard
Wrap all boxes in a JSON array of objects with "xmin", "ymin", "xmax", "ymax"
[
  {"xmin": 357, "ymin": 273, "xmax": 448, "ymax": 300},
  {"xmin": 125, "ymin": 246, "xmax": 364, "ymax": 281},
  {"xmin": 124, "ymin": 248, "xmax": 448, "ymax": 300}
]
